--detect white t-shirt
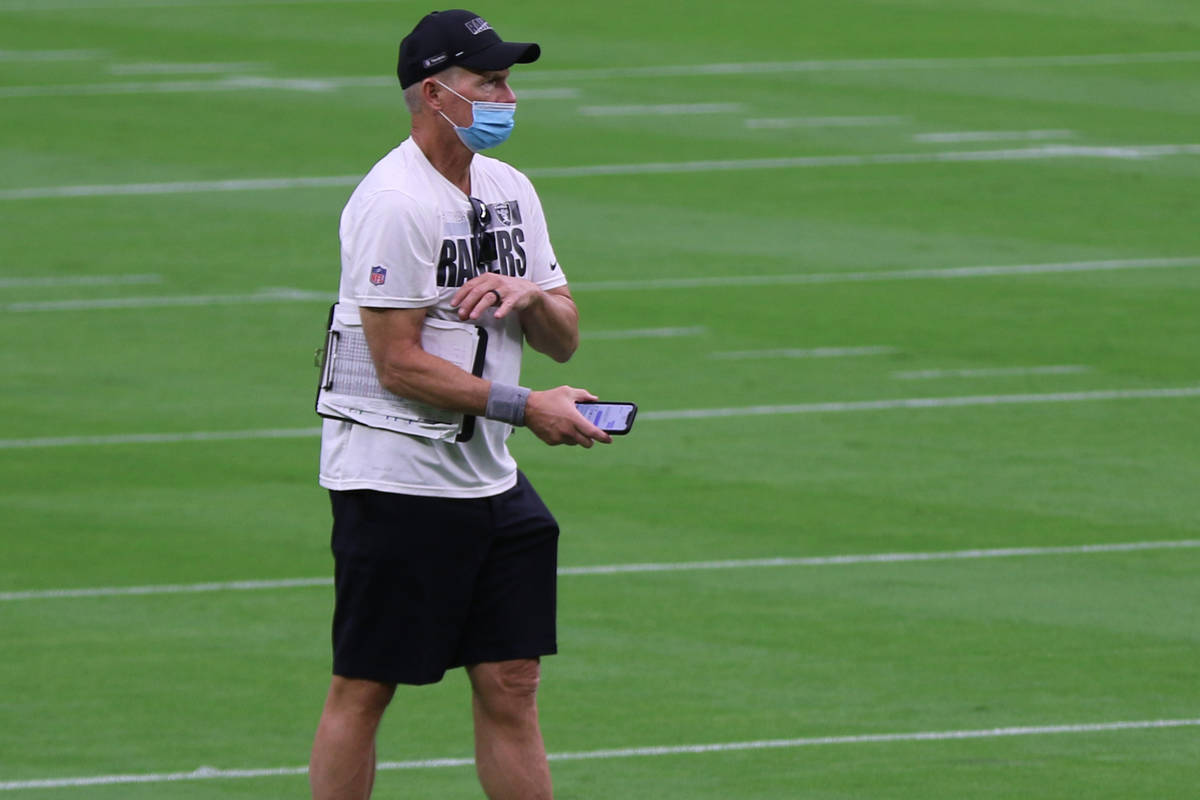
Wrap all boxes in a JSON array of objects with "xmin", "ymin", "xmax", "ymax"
[{"xmin": 319, "ymin": 137, "xmax": 567, "ymax": 498}]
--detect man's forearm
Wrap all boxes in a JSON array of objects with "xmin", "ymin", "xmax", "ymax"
[
  {"xmin": 375, "ymin": 345, "xmax": 492, "ymax": 416},
  {"xmin": 520, "ymin": 290, "xmax": 580, "ymax": 363}
]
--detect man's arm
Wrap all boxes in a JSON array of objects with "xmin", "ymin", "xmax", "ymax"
[
  {"xmin": 451, "ymin": 277, "xmax": 579, "ymax": 362},
  {"xmin": 360, "ymin": 306, "xmax": 489, "ymax": 414},
  {"xmin": 360, "ymin": 306, "xmax": 610, "ymax": 446},
  {"xmin": 516, "ymin": 286, "xmax": 579, "ymax": 363}
]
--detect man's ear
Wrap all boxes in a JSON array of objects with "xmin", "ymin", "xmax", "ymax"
[{"xmin": 422, "ymin": 78, "xmax": 443, "ymax": 111}]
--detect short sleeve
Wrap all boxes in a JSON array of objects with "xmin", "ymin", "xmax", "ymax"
[{"xmin": 342, "ymin": 189, "xmax": 441, "ymax": 308}]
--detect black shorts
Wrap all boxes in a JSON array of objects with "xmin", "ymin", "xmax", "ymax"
[{"xmin": 327, "ymin": 472, "xmax": 559, "ymax": 686}]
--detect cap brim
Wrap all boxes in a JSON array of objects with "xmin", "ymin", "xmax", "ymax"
[{"xmin": 458, "ymin": 41, "xmax": 540, "ymax": 72}]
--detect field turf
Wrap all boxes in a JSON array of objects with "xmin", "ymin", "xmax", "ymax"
[{"xmin": 2, "ymin": 1, "xmax": 1199, "ymax": 797}]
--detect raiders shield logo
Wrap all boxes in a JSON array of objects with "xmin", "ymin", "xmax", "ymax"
[
  {"xmin": 493, "ymin": 202, "xmax": 512, "ymax": 227},
  {"xmin": 465, "ymin": 17, "xmax": 492, "ymax": 35}
]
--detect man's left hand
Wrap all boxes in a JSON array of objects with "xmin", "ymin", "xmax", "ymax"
[{"xmin": 451, "ymin": 274, "xmax": 543, "ymax": 321}]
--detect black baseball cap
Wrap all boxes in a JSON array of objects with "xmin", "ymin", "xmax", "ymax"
[{"xmin": 397, "ymin": 9, "xmax": 540, "ymax": 89}]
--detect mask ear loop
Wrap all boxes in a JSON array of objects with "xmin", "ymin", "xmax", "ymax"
[
  {"xmin": 435, "ymin": 80, "xmax": 474, "ymax": 130},
  {"xmin": 435, "ymin": 80, "xmax": 471, "ymax": 103}
]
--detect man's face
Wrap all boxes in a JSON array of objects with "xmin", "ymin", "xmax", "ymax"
[{"xmin": 438, "ymin": 68, "xmax": 515, "ymax": 111}]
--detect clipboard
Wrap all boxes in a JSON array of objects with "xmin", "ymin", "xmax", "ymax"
[{"xmin": 315, "ymin": 304, "xmax": 488, "ymax": 442}]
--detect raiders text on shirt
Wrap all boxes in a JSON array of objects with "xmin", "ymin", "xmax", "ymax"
[{"xmin": 437, "ymin": 200, "xmax": 527, "ymax": 287}]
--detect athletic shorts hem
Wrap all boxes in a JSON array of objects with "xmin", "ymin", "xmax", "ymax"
[
  {"xmin": 332, "ymin": 644, "xmax": 556, "ymax": 687},
  {"xmin": 452, "ymin": 640, "xmax": 558, "ymax": 670},
  {"xmin": 332, "ymin": 664, "xmax": 446, "ymax": 687}
]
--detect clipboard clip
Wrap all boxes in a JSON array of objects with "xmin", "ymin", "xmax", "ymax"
[{"xmin": 317, "ymin": 329, "xmax": 339, "ymax": 390}]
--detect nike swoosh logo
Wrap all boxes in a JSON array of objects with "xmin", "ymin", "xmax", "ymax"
[{"xmin": 550, "ymin": 261, "xmax": 558, "ymax": 271}]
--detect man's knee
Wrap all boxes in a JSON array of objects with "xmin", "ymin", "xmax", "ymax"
[
  {"xmin": 325, "ymin": 675, "xmax": 396, "ymax": 719},
  {"xmin": 468, "ymin": 659, "xmax": 541, "ymax": 721}
]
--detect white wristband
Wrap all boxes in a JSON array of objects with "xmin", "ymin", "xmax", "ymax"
[{"xmin": 485, "ymin": 383, "xmax": 531, "ymax": 426}]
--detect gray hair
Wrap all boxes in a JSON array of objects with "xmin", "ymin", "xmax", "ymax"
[{"xmin": 402, "ymin": 83, "xmax": 423, "ymax": 114}]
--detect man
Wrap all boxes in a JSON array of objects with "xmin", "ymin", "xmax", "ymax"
[{"xmin": 310, "ymin": 9, "xmax": 610, "ymax": 800}]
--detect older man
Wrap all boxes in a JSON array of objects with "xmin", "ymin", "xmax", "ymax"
[{"xmin": 310, "ymin": 9, "xmax": 610, "ymax": 800}]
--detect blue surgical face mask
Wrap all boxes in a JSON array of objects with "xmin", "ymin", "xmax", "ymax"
[{"xmin": 435, "ymin": 80, "xmax": 516, "ymax": 152}]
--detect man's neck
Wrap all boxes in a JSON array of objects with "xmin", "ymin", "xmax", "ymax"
[{"xmin": 412, "ymin": 125, "xmax": 474, "ymax": 195}]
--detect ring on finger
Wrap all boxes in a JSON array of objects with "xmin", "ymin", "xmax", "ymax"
[{"xmin": 487, "ymin": 289, "xmax": 502, "ymax": 304}]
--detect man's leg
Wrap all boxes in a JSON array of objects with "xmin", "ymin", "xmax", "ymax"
[
  {"xmin": 310, "ymin": 676, "xmax": 396, "ymax": 800},
  {"xmin": 467, "ymin": 659, "xmax": 552, "ymax": 800}
]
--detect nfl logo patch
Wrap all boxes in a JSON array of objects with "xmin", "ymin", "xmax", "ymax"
[{"xmin": 369, "ymin": 266, "xmax": 387, "ymax": 286}]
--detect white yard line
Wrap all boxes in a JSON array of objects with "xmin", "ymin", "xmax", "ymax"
[
  {"xmin": 0, "ymin": 577, "xmax": 333, "ymax": 601},
  {"xmin": 3, "ymin": 540, "xmax": 1198, "ymax": 600},
  {"xmin": 523, "ymin": 51, "xmax": 1200, "ymax": 80},
  {"xmin": 0, "ymin": 0, "xmax": 376, "ymax": 9},
  {"xmin": 549, "ymin": 719, "xmax": 1200, "ymax": 760},
  {"xmin": 3, "ymin": 144, "xmax": 1199, "ymax": 200},
  {"xmin": 893, "ymin": 365, "xmax": 1092, "ymax": 380},
  {"xmin": 0, "ymin": 77, "xmax": 331, "ymax": 97},
  {"xmin": 570, "ymin": 255, "xmax": 1200, "ymax": 291},
  {"xmin": 747, "ymin": 115, "xmax": 907, "ymax": 128},
  {"xmin": 2, "ymin": 718, "xmax": 1196, "ymax": 790},
  {"xmin": 108, "ymin": 61, "xmax": 264, "ymax": 75},
  {"xmin": 9, "ymin": 257, "xmax": 1193, "ymax": 313},
  {"xmin": 0, "ymin": 175, "xmax": 360, "ymax": 200},
  {"xmin": 2, "ymin": 386, "xmax": 1198, "ymax": 452},
  {"xmin": 0, "ymin": 273, "xmax": 160, "ymax": 289},
  {"xmin": 520, "ymin": 144, "xmax": 1200, "ymax": 178},
  {"xmin": 636, "ymin": 386, "xmax": 1200, "ymax": 421},
  {"xmin": 578, "ymin": 103, "xmax": 742, "ymax": 116},
  {"xmin": 560, "ymin": 540, "xmax": 1200, "ymax": 576},
  {"xmin": 3, "ymin": 287, "xmax": 330, "ymax": 312},
  {"xmin": 0, "ymin": 76, "xmax": 578, "ymax": 99},
  {"xmin": 583, "ymin": 326, "xmax": 706, "ymax": 341},
  {"xmin": 3, "ymin": 540, "xmax": 1197, "ymax": 601},
  {"xmin": 915, "ymin": 129, "xmax": 1075, "ymax": 143},
  {"xmin": 0, "ymin": 48, "xmax": 105, "ymax": 60},
  {"xmin": 711, "ymin": 346, "xmax": 896, "ymax": 360},
  {"xmin": 0, "ymin": 427, "xmax": 322, "ymax": 450}
]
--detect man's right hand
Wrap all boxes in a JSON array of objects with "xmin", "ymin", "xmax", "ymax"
[{"xmin": 525, "ymin": 386, "xmax": 614, "ymax": 447}]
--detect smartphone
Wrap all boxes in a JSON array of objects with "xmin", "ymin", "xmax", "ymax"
[{"xmin": 575, "ymin": 402, "xmax": 638, "ymax": 435}]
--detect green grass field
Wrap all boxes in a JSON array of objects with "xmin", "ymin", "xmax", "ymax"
[{"xmin": 2, "ymin": 0, "xmax": 1199, "ymax": 797}]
